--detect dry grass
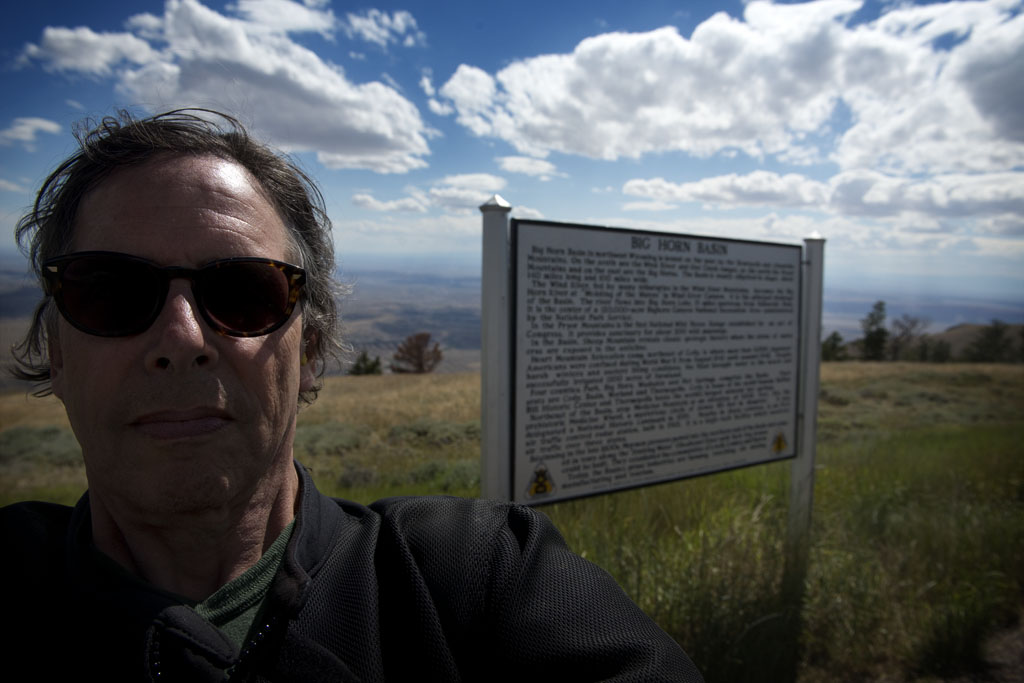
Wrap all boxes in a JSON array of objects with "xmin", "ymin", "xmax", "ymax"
[
  {"xmin": 0, "ymin": 392, "xmax": 72, "ymax": 431},
  {"xmin": 1, "ymin": 363, "xmax": 1022, "ymax": 682},
  {"xmin": 299, "ymin": 372, "xmax": 480, "ymax": 428}
]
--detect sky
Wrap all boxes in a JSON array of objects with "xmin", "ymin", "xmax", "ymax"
[{"xmin": 1, "ymin": 0, "xmax": 1022, "ymax": 327}]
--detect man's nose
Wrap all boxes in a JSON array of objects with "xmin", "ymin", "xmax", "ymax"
[{"xmin": 143, "ymin": 279, "xmax": 220, "ymax": 372}]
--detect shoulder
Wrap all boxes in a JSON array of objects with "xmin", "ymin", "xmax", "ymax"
[
  {"xmin": 369, "ymin": 495, "xmax": 524, "ymax": 535},
  {"xmin": 367, "ymin": 496, "xmax": 559, "ymax": 564},
  {"xmin": 0, "ymin": 500, "xmax": 75, "ymax": 585},
  {"xmin": 1, "ymin": 499, "xmax": 74, "ymax": 543}
]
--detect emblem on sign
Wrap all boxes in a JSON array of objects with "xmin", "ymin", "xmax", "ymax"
[
  {"xmin": 527, "ymin": 463, "xmax": 555, "ymax": 498},
  {"xmin": 772, "ymin": 432, "xmax": 788, "ymax": 454}
]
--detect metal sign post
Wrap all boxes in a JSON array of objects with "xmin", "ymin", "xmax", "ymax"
[
  {"xmin": 480, "ymin": 195, "xmax": 512, "ymax": 500},
  {"xmin": 777, "ymin": 236, "xmax": 825, "ymax": 680}
]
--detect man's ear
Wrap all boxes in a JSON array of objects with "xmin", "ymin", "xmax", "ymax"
[
  {"xmin": 299, "ymin": 331, "xmax": 318, "ymax": 393},
  {"xmin": 49, "ymin": 328, "xmax": 65, "ymax": 400}
]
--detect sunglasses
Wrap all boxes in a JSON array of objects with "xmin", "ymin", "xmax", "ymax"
[{"xmin": 42, "ymin": 251, "xmax": 306, "ymax": 338}]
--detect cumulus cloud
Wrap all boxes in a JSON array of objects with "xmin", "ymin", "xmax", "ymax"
[
  {"xmin": 434, "ymin": 0, "xmax": 1024, "ymax": 175},
  {"xmin": 0, "ymin": 117, "xmax": 62, "ymax": 150},
  {"xmin": 342, "ymin": 9, "xmax": 425, "ymax": 49},
  {"xmin": 419, "ymin": 69, "xmax": 435, "ymax": 96},
  {"xmin": 495, "ymin": 156, "xmax": 565, "ymax": 180},
  {"xmin": 19, "ymin": 0, "xmax": 432, "ymax": 174},
  {"xmin": 624, "ymin": 171, "xmax": 830, "ymax": 208},
  {"xmin": 428, "ymin": 99, "xmax": 454, "ymax": 116},
  {"xmin": 229, "ymin": 0, "xmax": 336, "ymax": 36},
  {"xmin": 429, "ymin": 173, "xmax": 507, "ymax": 211},
  {"xmin": 829, "ymin": 170, "xmax": 1024, "ymax": 219},
  {"xmin": 623, "ymin": 168, "xmax": 1024, "ymax": 232},
  {"xmin": 20, "ymin": 26, "xmax": 159, "ymax": 76},
  {"xmin": 354, "ymin": 173, "xmax": 508, "ymax": 216},
  {"xmin": 511, "ymin": 205, "xmax": 545, "ymax": 219},
  {"xmin": 352, "ymin": 191, "xmax": 430, "ymax": 212}
]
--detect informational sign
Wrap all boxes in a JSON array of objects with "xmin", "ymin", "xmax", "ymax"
[{"xmin": 511, "ymin": 220, "xmax": 802, "ymax": 504}]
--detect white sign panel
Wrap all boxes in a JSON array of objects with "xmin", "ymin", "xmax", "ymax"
[{"xmin": 512, "ymin": 220, "xmax": 801, "ymax": 504}]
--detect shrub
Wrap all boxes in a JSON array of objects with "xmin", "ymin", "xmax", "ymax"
[
  {"xmin": 0, "ymin": 426, "xmax": 81, "ymax": 467},
  {"xmin": 348, "ymin": 351, "xmax": 382, "ymax": 375}
]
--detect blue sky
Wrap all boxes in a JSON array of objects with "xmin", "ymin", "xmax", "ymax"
[{"xmin": 1, "ymin": 0, "xmax": 1022, "ymax": 322}]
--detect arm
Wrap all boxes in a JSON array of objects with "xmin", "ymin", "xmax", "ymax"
[
  {"xmin": 482, "ymin": 502, "xmax": 703, "ymax": 682},
  {"xmin": 371, "ymin": 496, "xmax": 704, "ymax": 682}
]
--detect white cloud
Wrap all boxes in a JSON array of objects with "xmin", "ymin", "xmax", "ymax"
[
  {"xmin": 342, "ymin": 9, "xmax": 425, "ymax": 49},
  {"xmin": 228, "ymin": 0, "xmax": 336, "ymax": 36},
  {"xmin": 624, "ymin": 171, "xmax": 830, "ymax": 208},
  {"xmin": 0, "ymin": 117, "xmax": 62, "ymax": 150},
  {"xmin": 511, "ymin": 205, "xmax": 544, "ymax": 219},
  {"xmin": 429, "ymin": 173, "xmax": 507, "ymax": 211},
  {"xmin": 20, "ymin": 26, "xmax": 159, "ymax": 76},
  {"xmin": 437, "ymin": 173, "xmax": 507, "ymax": 191},
  {"xmin": 435, "ymin": 0, "xmax": 1024, "ymax": 176},
  {"xmin": 621, "ymin": 167, "xmax": 1024, "ymax": 239},
  {"xmin": 20, "ymin": 0, "xmax": 432, "ymax": 174},
  {"xmin": 495, "ymin": 156, "xmax": 565, "ymax": 180},
  {"xmin": 428, "ymin": 99, "xmax": 454, "ymax": 116},
  {"xmin": 978, "ymin": 215, "xmax": 1024, "ymax": 236},
  {"xmin": 419, "ymin": 70, "xmax": 435, "ymax": 97},
  {"xmin": 828, "ymin": 170, "xmax": 1024, "ymax": 219},
  {"xmin": 353, "ymin": 174, "xmax": 508, "ymax": 216},
  {"xmin": 438, "ymin": 65, "xmax": 498, "ymax": 137},
  {"xmin": 352, "ymin": 192, "xmax": 430, "ymax": 212}
]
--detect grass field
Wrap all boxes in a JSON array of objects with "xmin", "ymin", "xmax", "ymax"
[{"xmin": 2, "ymin": 363, "xmax": 1022, "ymax": 682}]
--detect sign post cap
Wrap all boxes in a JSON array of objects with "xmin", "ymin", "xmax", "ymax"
[{"xmin": 480, "ymin": 194, "xmax": 512, "ymax": 212}]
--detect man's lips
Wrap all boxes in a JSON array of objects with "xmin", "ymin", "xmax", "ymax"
[{"xmin": 131, "ymin": 408, "xmax": 232, "ymax": 440}]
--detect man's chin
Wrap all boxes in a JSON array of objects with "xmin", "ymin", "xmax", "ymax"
[{"xmin": 92, "ymin": 468, "xmax": 247, "ymax": 519}]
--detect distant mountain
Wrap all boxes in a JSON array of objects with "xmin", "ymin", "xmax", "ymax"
[
  {"xmin": 2, "ymin": 253, "xmax": 1021, "ymax": 379},
  {"xmin": 822, "ymin": 288, "xmax": 1024, "ymax": 342}
]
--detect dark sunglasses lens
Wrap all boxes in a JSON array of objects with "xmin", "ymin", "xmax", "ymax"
[
  {"xmin": 60, "ymin": 256, "xmax": 162, "ymax": 335},
  {"xmin": 200, "ymin": 262, "xmax": 293, "ymax": 334}
]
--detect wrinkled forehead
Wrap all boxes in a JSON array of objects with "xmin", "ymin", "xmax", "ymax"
[{"xmin": 72, "ymin": 154, "xmax": 301, "ymax": 264}]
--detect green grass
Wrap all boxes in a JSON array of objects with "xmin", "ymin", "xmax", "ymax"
[{"xmin": 2, "ymin": 364, "xmax": 1022, "ymax": 681}]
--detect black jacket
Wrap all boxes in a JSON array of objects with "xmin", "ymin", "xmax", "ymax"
[{"xmin": 1, "ymin": 464, "xmax": 703, "ymax": 682}]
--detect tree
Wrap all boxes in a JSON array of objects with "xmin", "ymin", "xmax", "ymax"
[
  {"xmin": 821, "ymin": 331, "xmax": 848, "ymax": 361},
  {"xmin": 929, "ymin": 339, "xmax": 952, "ymax": 363},
  {"xmin": 348, "ymin": 350, "xmax": 382, "ymax": 375},
  {"xmin": 860, "ymin": 301, "xmax": 888, "ymax": 361},
  {"xmin": 889, "ymin": 314, "xmax": 930, "ymax": 361},
  {"xmin": 965, "ymin": 319, "xmax": 1013, "ymax": 362},
  {"xmin": 390, "ymin": 332, "xmax": 443, "ymax": 373}
]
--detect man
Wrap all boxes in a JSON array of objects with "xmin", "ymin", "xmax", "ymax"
[{"xmin": 2, "ymin": 110, "xmax": 703, "ymax": 681}]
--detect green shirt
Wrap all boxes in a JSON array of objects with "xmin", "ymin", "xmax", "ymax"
[{"xmin": 193, "ymin": 520, "xmax": 295, "ymax": 649}]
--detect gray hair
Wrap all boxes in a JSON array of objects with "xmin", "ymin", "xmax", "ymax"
[{"xmin": 11, "ymin": 108, "xmax": 346, "ymax": 404}]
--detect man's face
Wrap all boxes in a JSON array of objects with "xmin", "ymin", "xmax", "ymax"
[{"xmin": 50, "ymin": 155, "xmax": 312, "ymax": 518}]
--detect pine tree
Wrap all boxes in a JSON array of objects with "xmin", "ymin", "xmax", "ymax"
[
  {"xmin": 821, "ymin": 331, "xmax": 848, "ymax": 361},
  {"xmin": 860, "ymin": 301, "xmax": 888, "ymax": 361},
  {"xmin": 348, "ymin": 350, "xmax": 382, "ymax": 375},
  {"xmin": 965, "ymin": 320, "xmax": 1012, "ymax": 362}
]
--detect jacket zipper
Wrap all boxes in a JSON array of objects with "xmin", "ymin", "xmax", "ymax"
[{"xmin": 229, "ymin": 614, "xmax": 280, "ymax": 680}]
